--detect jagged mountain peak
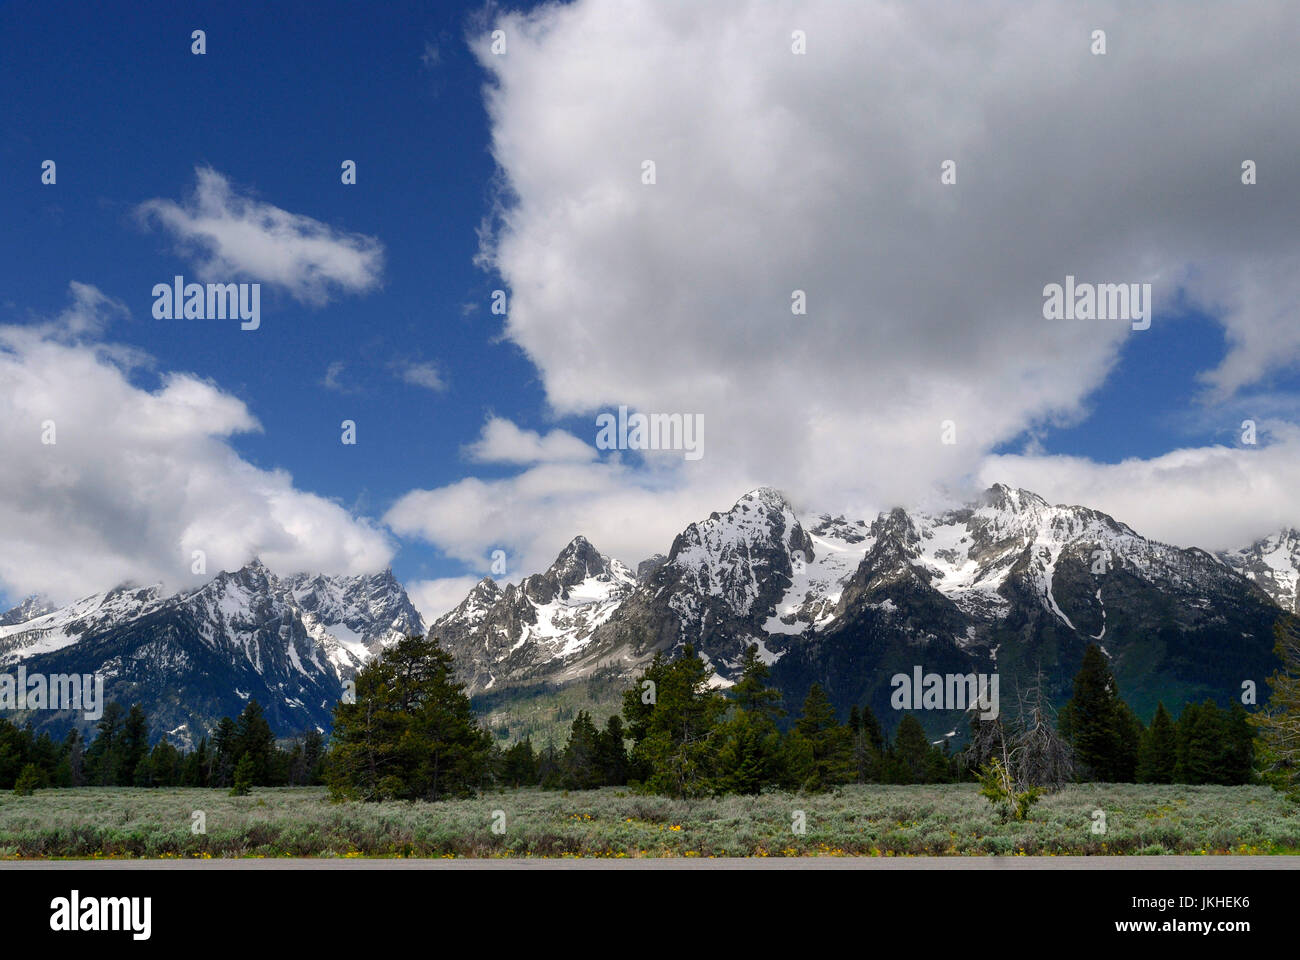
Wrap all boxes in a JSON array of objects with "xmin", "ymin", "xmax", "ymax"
[
  {"xmin": 0, "ymin": 561, "xmax": 424, "ymax": 744},
  {"xmin": 1219, "ymin": 528, "xmax": 1300, "ymax": 613},
  {"xmin": 735, "ymin": 486, "xmax": 792, "ymax": 510},
  {"xmin": 977, "ymin": 482, "xmax": 1049, "ymax": 513},
  {"xmin": 544, "ymin": 535, "xmax": 625, "ymax": 589}
]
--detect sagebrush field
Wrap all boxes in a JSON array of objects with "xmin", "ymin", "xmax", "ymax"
[{"xmin": 1, "ymin": 784, "xmax": 1298, "ymax": 859}]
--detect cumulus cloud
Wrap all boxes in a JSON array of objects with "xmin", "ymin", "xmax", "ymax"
[
  {"xmin": 386, "ymin": 458, "xmax": 748, "ymax": 578},
  {"xmin": 395, "ymin": 360, "xmax": 447, "ymax": 392},
  {"xmin": 429, "ymin": 0, "xmax": 1300, "ymax": 552},
  {"xmin": 0, "ymin": 284, "xmax": 394, "ymax": 605},
  {"xmin": 463, "ymin": 417, "xmax": 596, "ymax": 465},
  {"xmin": 406, "ymin": 575, "xmax": 482, "ymax": 623},
  {"xmin": 138, "ymin": 166, "xmax": 384, "ymax": 305},
  {"xmin": 979, "ymin": 433, "xmax": 1300, "ymax": 553}
]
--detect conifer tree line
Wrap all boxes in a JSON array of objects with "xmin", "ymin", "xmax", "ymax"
[
  {"xmin": 10, "ymin": 614, "xmax": 1300, "ymax": 799},
  {"xmin": 1, "ymin": 698, "xmax": 326, "ymax": 794}
]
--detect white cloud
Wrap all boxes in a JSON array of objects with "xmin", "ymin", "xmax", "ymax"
[
  {"xmin": 395, "ymin": 360, "xmax": 447, "ymax": 392},
  {"xmin": 138, "ymin": 166, "xmax": 384, "ymax": 305},
  {"xmin": 979, "ymin": 433, "xmax": 1300, "ymax": 553},
  {"xmin": 386, "ymin": 458, "xmax": 748, "ymax": 578},
  {"xmin": 0, "ymin": 284, "xmax": 394, "ymax": 605},
  {"xmin": 446, "ymin": 0, "xmax": 1300, "ymax": 543},
  {"xmin": 406, "ymin": 575, "xmax": 482, "ymax": 623},
  {"xmin": 464, "ymin": 416, "xmax": 595, "ymax": 465},
  {"xmin": 321, "ymin": 360, "xmax": 352, "ymax": 393}
]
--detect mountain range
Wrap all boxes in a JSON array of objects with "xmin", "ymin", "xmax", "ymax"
[
  {"xmin": 1, "ymin": 484, "xmax": 1295, "ymax": 742},
  {"xmin": 0, "ymin": 562, "xmax": 422, "ymax": 746}
]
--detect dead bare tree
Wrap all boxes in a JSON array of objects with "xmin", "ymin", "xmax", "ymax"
[{"xmin": 961, "ymin": 667, "xmax": 1074, "ymax": 793}]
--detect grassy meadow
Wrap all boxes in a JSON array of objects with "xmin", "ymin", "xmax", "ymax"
[{"xmin": 1, "ymin": 783, "xmax": 1299, "ymax": 859}]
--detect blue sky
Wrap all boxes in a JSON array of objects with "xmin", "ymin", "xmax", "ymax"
[
  {"xmin": 1, "ymin": 0, "xmax": 553, "ymax": 596},
  {"xmin": 3, "ymin": 0, "xmax": 1299, "ymax": 616}
]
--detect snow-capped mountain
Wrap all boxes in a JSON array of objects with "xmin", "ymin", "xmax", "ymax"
[
  {"xmin": 434, "ymin": 536, "xmax": 636, "ymax": 691},
  {"xmin": 1219, "ymin": 529, "xmax": 1300, "ymax": 613},
  {"xmin": 4, "ymin": 483, "xmax": 1292, "ymax": 744},
  {"xmin": 0, "ymin": 561, "xmax": 423, "ymax": 745},
  {"xmin": 436, "ymin": 484, "xmax": 1286, "ymax": 728}
]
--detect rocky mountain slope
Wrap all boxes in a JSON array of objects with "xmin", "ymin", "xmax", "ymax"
[
  {"xmin": 437, "ymin": 484, "xmax": 1287, "ymax": 732},
  {"xmin": 0, "ymin": 561, "xmax": 423, "ymax": 746},
  {"xmin": 3, "ymin": 483, "xmax": 1291, "ymax": 745}
]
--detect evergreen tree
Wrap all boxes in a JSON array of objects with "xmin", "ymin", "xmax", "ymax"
[
  {"xmin": 852, "ymin": 703, "xmax": 886, "ymax": 783},
  {"xmin": 0, "ymin": 719, "xmax": 26, "ymax": 788},
  {"xmin": 1115, "ymin": 701, "xmax": 1143, "ymax": 783},
  {"xmin": 1177, "ymin": 700, "xmax": 1221, "ymax": 785},
  {"xmin": 791, "ymin": 683, "xmax": 854, "ymax": 790},
  {"xmin": 596, "ymin": 716, "xmax": 629, "ymax": 786},
  {"xmin": 502, "ymin": 737, "xmax": 539, "ymax": 788},
  {"xmin": 118, "ymin": 703, "xmax": 150, "ymax": 787},
  {"xmin": 891, "ymin": 714, "xmax": 936, "ymax": 784},
  {"xmin": 1219, "ymin": 702, "xmax": 1255, "ymax": 785},
  {"xmin": 232, "ymin": 700, "xmax": 276, "ymax": 786},
  {"xmin": 729, "ymin": 645, "xmax": 785, "ymax": 723},
  {"xmin": 13, "ymin": 762, "xmax": 43, "ymax": 796},
  {"xmin": 54, "ymin": 728, "xmax": 84, "ymax": 788},
  {"xmin": 210, "ymin": 717, "xmax": 237, "ymax": 787},
  {"xmin": 301, "ymin": 729, "xmax": 325, "ymax": 785},
  {"xmin": 182, "ymin": 738, "xmax": 209, "ymax": 787},
  {"xmin": 147, "ymin": 737, "xmax": 181, "ymax": 786},
  {"xmin": 537, "ymin": 741, "xmax": 564, "ymax": 789},
  {"xmin": 1250, "ymin": 615, "xmax": 1300, "ymax": 796},
  {"xmin": 561, "ymin": 710, "xmax": 603, "ymax": 789},
  {"xmin": 1137, "ymin": 702, "xmax": 1176, "ymax": 783},
  {"xmin": 230, "ymin": 753, "xmax": 255, "ymax": 796},
  {"xmin": 621, "ymin": 645, "xmax": 726, "ymax": 798},
  {"xmin": 327, "ymin": 634, "xmax": 493, "ymax": 801},
  {"xmin": 715, "ymin": 645, "xmax": 786, "ymax": 793},
  {"xmin": 84, "ymin": 701, "xmax": 125, "ymax": 786},
  {"xmin": 1061, "ymin": 644, "xmax": 1129, "ymax": 781}
]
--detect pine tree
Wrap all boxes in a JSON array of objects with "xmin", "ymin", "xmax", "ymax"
[
  {"xmin": 232, "ymin": 700, "xmax": 276, "ymax": 786},
  {"xmin": 327, "ymin": 634, "xmax": 492, "ymax": 801},
  {"xmin": 891, "ymin": 714, "xmax": 936, "ymax": 784},
  {"xmin": 1062, "ymin": 644, "xmax": 1128, "ymax": 781},
  {"xmin": 596, "ymin": 716, "xmax": 628, "ymax": 786},
  {"xmin": 792, "ymin": 683, "xmax": 854, "ymax": 790},
  {"xmin": 148, "ymin": 737, "xmax": 181, "ymax": 786},
  {"xmin": 182, "ymin": 737, "xmax": 209, "ymax": 787},
  {"xmin": 54, "ymin": 728, "xmax": 83, "ymax": 788},
  {"xmin": 715, "ymin": 644, "xmax": 786, "ymax": 793},
  {"xmin": 537, "ymin": 741, "xmax": 564, "ymax": 789},
  {"xmin": 1218, "ymin": 702, "xmax": 1255, "ymax": 785},
  {"xmin": 621, "ymin": 645, "xmax": 726, "ymax": 798},
  {"xmin": 561, "ymin": 711, "xmax": 603, "ymax": 789},
  {"xmin": 852, "ymin": 703, "xmax": 886, "ymax": 783},
  {"xmin": 502, "ymin": 737, "xmax": 539, "ymax": 787},
  {"xmin": 1137, "ymin": 702, "xmax": 1177, "ymax": 783},
  {"xmin": 301, "ymin": 729, "xmax": 325, "ymax": 785},
  {"xmin": 1250, "ymin": 615, "xmax": 1300, "ymax": 796},
  {"xmin": 1177, "ymin": 700, "xmax": 1221, "ymax": 785},
  {"xmin": 118, "ymin": 704, "xmax": 150, "ymax": 787},
  {"xmin": 13, "ymin": 763, "xmax": 43, "ymax": 796},
  {"xmin": 84, "ymin": 701, "xmax": 125, "ymax": 786},
  {"xmin": 1115, "ymin": 701, "xmax": 1143, "ymax": 783},
  {"xmin": 230, "ymin": 753, "xmax": 255, "ymax": 796},
  {"xmin": 729, "ymin": 645, "xmax": 785, "ymax": 723},
  {"xmin": 210, "ymin": 717, "xmax": 237, "ymax": 787}
]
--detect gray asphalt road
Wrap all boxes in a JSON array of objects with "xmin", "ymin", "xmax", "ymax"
[{"xmin": 1, "ymin": 856, "xmax": 1295, "ymax": 869}]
